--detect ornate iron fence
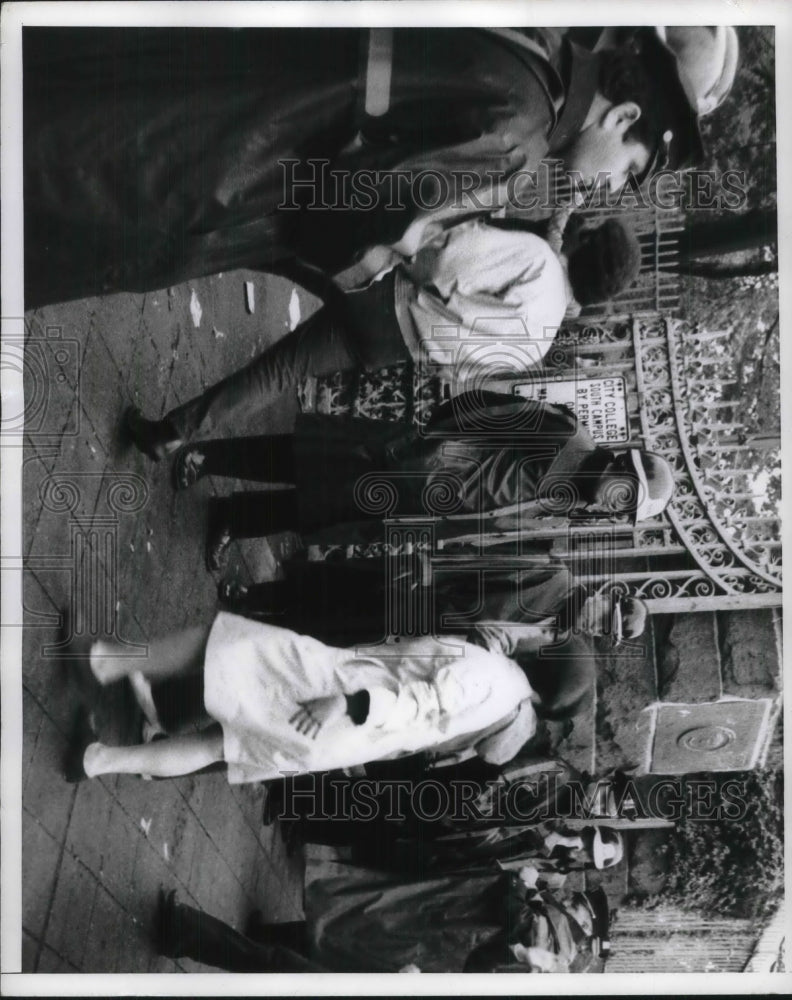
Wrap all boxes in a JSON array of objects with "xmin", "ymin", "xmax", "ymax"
[{"xmin": 298, "ymin": 209, "xmax": 781, "ymax": 613}]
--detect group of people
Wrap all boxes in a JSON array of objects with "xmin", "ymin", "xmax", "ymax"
[{"xmin": 44, "ymin": 23, "xmax": 739, "ymax": 973}]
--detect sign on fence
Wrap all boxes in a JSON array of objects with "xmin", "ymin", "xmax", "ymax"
[{"xmin": 513, "ymin": 376, "xmax": 630, "ymax": 444}]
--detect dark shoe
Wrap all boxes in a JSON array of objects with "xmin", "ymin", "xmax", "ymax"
[
  {"xmin": 172, "ymin": 446, "xmax": 209, "ymax": 491},
  {"xmin": 124, "ymin": 407, "xmax": 182, "ymax": 462},
  {"xmin": 206, "ymin": 518, "xmax": 233, "ymax": 572},
  {"xmin": 63, "ymin": 706, "xmax": 98, "ymax": 783},
  {"xmin": 155, "ymin": 888, "xmax": 180, "ymax": 958}
]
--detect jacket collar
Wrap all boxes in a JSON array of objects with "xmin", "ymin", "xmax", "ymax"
[
  {"xmin": 542, "ymin": 423, "xmax": 599, "ymax": 486},
  {"xmin": 548, "ymin": 41, "xmax": 600, "ymax": 153}
]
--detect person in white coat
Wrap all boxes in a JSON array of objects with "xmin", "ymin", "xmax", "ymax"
[{"xmin": 63, "ymin": 613, "xmax": 536, "ymax": 784}]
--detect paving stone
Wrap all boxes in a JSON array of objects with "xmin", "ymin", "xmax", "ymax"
[
  {"xmin": 132, "ymin": 828, "xmax": 180, "ymax": 901},
  {"xmin": 23, "ymin": 273, "xmax": 306, "ymax": 973},
  {"xmin": 65, "ymin": 778, "xmax": 115, "ymax": 879},
  {"xmin": 73, "ymin": 324, "xmax": 131, "ymax": 456},
  {"xmin": 45, "ymin": 852, "xmax": 99, "ymax": 968},
  {"xmin": 21, "ymin": 810, "xmax": 62, "ymax": 940},
  {"xmin": 185, "ymin": 830, "xmax": 225, "ymax": 903},
  {"xmin": 22, "ymin": 646, "xmax": 76, "ymax": 742},
  {"xmin": 114, "ymin": 908, "xmax": 156, "ymax": 973},
  {"xmin": 22, "ymin": 713, "xmax": 76, "ymax": 840},
  {"xmin": 165, "ymin": 806, "xmax": 202, "ymax": 888},
  {"xmin": 80, "ymin": 884, "xmax": 127, "ymax": 973},
  {"xmin": 22, "ymin": 928, "xmax": 39, "ymax": 973},
  {"xmin": 96, "ymin": 801, "xmax": 141, "ymax": 901},
  {"xmin": 21, "ymin": 568, "xmax": 68, "ymax": 661},
  {"xmin": 22, "ymin": 688, "xmax": 45, "ymax": 789},
  {"xmin": 37, "ymin": 944, "xmax": 80, "ymax": 973}
]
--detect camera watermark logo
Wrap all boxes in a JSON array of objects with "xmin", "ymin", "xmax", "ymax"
[{"xmin": 1, "ymin": 322, "xmax": 81, "ymax": 440}]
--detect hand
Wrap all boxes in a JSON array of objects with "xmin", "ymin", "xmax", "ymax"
[
  {"xmin": 518, "ymin": 865, "xmax": 540, "ymax": 890},
  {"xmin": 510, "ymin": 943, "xmax": 566, "ymax": 972},
  {"xmin": 416, "ymin": 550, "xmax": 432, "ymax": 587},
  {"xmin": 544, "ymin": 831, "xmax": 583, "ymax": 853},
  {"xmin": 289, "ymin": 695, "xmax": 347, "ymax": 740}
]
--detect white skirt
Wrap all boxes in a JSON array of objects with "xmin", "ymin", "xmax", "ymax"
[{"xmin": 203, "ymin": 612, "xmax": 531, "ymax": 784}]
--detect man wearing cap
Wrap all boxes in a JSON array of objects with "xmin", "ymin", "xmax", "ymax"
[
  {"xmin": 592, "ymin": 26, "xmax": 739, "ymax": 118},
  {"xmin": 24, "ymin": 24, "xmax": 717, "ymax": 307},
  {"xmin": 478, "ymin": 589, "xmax": 649, "ymax": 722},
  {"xmin": 128, "ymin": 391, "xmax": 675, "ymax": 568},
  {"xmin": 404, "ymin": 815, "xmax": 624, "ymax": 879}
]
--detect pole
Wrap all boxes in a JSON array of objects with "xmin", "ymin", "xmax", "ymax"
[{"xmin": 645, "ymin": 593, "xmax": 782, "ymax": 613}]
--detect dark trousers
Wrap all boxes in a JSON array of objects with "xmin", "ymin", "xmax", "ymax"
[
  {"xmin": 209, "ymin": 490, "xmax": 300, "ymax": 538},
  {"xmin": 166, "ymin": 270, "xmax": 409, "ymax": 439},
  {"xmin": 164, "ymin": 903, "xmax": 321, "ymax": 972},
  {"xmin": 190, "ymin": 434, "xmax": 297, "ymax": 482},
  {"xmin": 194, "ymin": 434, "xmax": 301, "ymax": 537},
  {"xmin": 267, "ymin": 759, "xmax": 502, "ymax": 870}
]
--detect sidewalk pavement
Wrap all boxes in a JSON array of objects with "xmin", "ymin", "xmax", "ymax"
[{"xmin": 20, "ymin": 270, "xmax": 314, "ymax": 972}]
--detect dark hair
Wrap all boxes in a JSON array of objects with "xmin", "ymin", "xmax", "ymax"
[
  {"xmin": 566, "ymin": 218, "xmax": 642, "ymax": 304},
  {"xmin": 596, "ymin": 49, "xmax": 668, "ymax": 159}
]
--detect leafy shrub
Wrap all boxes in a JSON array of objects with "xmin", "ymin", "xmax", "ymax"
[{"xmin": 658, "ymin": 768, "xmax": 784, "ymax": 919}]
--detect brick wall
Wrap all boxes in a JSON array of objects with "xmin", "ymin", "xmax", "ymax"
[
  {"xmin": 607, "ymin": 904, "xmax": 758, "ymax": 973},
  {"xmin": 593, "ymin": 608, "xmax": 781, "ymax": 773}
]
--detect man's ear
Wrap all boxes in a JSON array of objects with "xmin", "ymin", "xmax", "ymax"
[{"xmin": 602, "ymin": 101, "xmax": 642, "ymax": 134}]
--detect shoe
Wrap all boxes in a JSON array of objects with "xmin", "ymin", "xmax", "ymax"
[
  {"xmin": 172, "ymin": 446, "xmax": 208, "ymax": 491},
  {"xmin": 124, "ymin": 407, "xmax": 182, "ymax": 462},
  {"xmin": 155, "ymin": 888, "xmax": 180, "ymax": 958},
  {"xmin": 206, "ymin": 518, "xmax": 233, "ymax": 572},
  {"xmin": 62, "ymin": 706, "xmax": 98, "ymax": 783}
]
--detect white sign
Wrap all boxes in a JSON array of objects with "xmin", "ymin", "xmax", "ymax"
[{"xmin": 512, "ymin": 376, "xmax": 630, "ymax": 444}]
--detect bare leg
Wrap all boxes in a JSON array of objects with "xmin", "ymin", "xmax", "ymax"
[
  {"xmin": 129, "ymin": 672, "xmax": 166, "ymax": 740},
  {"xmin": 90, "ymin": 625, "xmax": 211, "ymax": 685},
  {"xmin": 84, "ymin": 725, "xmax": 224, "ymax": 779}
]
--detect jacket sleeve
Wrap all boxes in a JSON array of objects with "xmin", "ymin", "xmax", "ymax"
[
  {"xmin": 363, "ymin": 641, "xmax": 532, "ymax": 740},
  {"xmin": 425, "ymin": 391, "xmax": 578, "ymax": 437},
  {"xmin": 475, "ymin": 698, "xmax": 538, "ymax": 765}
]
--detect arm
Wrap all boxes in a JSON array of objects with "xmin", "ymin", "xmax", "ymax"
[
  {"xmin": 347, "ymin": 640, "xmax": 530, "ymax": 742},
  {"xmin": 425, "ymin": 391, "xmax": 576, "ymax": 437},
  {"xmin": 418, "ymin": 224, "xmax": 564, "ymax": 323},
  {"xmin": 474, "ymin": 698, "xmax": 538, "ymax": 765},
  {"xmin": 469, "ymin": 622, "xmax": 557, "ymax": 659},
  {"xmin": 311, "ymin": 130, "xmax": 531, "ymax": 272},
  {"xmin": 289, "ymin": 691, "xmax": 371, "ymax": 738}
]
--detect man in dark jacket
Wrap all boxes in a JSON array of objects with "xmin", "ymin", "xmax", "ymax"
[
  {"xmin": 155, "ymin": 878, "xmax": 611, "ymax": 973},
  {"xmin": 133, "ymin": 392, "xmax": 674, "ymax": 559},
  {"xmin": 24, "ymin": 25, "xmax": 708, "ymax": 306}
]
